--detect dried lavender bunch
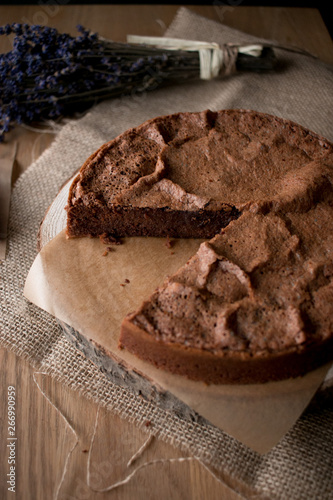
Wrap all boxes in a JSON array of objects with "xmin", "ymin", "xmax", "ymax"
[{"xmin": 0, "ymin": 23, "xmax": 201, "ymax": 142}]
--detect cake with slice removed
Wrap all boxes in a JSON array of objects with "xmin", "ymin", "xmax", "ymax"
[{"xmin": 65, "ymin": 108, "xmax": 333, "ymax": 383}]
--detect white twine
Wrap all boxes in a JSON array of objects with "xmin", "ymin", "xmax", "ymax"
[
  {"xmin": 86, "ymin": 406, "xmax": 198, "ymax": 494},
  {"xmin": 126, "ymin": 433, "xmax": 154, "ymax": 467},
  {"xmin": 127, "ymin": 35, "xmax": 263, "ymax": 80},
  {"xmin": 86, "ymin": 407, "xmax": 247, "ymax": 498},
  {"xmin": 32, "ymin": 372, "xmax": 79, "ymax": 500},
  {"xmin": 32, "ymin": 371, "xmax": 248, "ymax": 499}
]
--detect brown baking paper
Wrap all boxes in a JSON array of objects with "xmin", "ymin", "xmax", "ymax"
[{"xmin": 24, "ymin": 181, "xmax": 332, "ymax": 454}]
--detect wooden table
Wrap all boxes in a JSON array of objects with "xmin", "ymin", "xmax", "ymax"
[{"xmin": 1, "ymin": 5, "xmax": 332, "ymax": 500}]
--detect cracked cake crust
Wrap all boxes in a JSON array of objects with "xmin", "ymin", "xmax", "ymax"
[{"xmin": 66, "ymin": 109, "xmax": 333, "ymax": 384}]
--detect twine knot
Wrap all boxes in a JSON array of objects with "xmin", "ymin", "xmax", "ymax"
[{"xmin": 127, "ymin": 35, "xmax": 264, "ymax": 81}]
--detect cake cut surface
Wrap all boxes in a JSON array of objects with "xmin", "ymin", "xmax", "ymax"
[{"xmin": 66, "ymin": 109, "xmax": 333, "ymax": 384}]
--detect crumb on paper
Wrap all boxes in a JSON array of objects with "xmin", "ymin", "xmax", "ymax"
[
  {"xmin": 165, "ymin": 235, "xmax": 175, "ymax": 249},
  {"xmin": 102, "ymin": 246, "xmax": 117, "ymax": 256},
  {"xmin": 120, "ymin": 278, "xmax": 130, "ymax": 287}
]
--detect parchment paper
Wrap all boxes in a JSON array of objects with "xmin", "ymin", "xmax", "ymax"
[{"xmin": 24, "ymin": 179, "xmax": 332, "ymax": 454}]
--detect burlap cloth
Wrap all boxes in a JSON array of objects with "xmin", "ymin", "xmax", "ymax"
[{"xmin": 1, "ymin": 7, "xmax": 333, "ymax": 499}]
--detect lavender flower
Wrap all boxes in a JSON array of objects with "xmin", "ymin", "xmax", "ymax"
[
  {"xmin": 0, "ymin": 23, "xmax": 201, "ymax": 142},
  {"xmin": 0, "ymin": 24, "xmax": 275, "ymax": 142}
]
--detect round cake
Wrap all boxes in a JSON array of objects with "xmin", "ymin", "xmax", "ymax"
[{"xmin": 66, "ymin": 109, "xmax": 333, "ymax": 384}]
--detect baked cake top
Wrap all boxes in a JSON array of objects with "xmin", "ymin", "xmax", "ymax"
[
  {"xmin": 130, "ymin": 203, "xmax": 333, "ymax": 356},
  {"xmin": 68, "ymin": 109, "xmax": 333, "ymax": 214}
]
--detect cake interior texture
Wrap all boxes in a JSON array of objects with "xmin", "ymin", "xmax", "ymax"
[{"xmin": 66, "ymin": 109, "xmax": 333, "ymax": 384}]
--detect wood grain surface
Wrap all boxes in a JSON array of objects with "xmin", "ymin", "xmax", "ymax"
[{"xmin": 0, "ymin": 5, "xmax": 332, "ymax": 500}]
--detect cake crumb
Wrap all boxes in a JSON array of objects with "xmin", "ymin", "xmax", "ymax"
[
  {"xmin": 165, "ymin": 235, "xmax": 175, "ymax": 249},
  {"xmin": 99, "ymin": 232, "xmax": 122, "ymax": 246},
  {"xmin": 120, "ymin": 278, "xmax": 130, "ymax": 287}
]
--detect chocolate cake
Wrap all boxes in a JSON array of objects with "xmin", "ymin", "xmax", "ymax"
[
  {"xmin": 66, "ymin": 109, "xmax": 333, "ymax": 384},
  {"xmin": 66, "ymin": 110, "xmax": 243, "ymax": 240}
]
